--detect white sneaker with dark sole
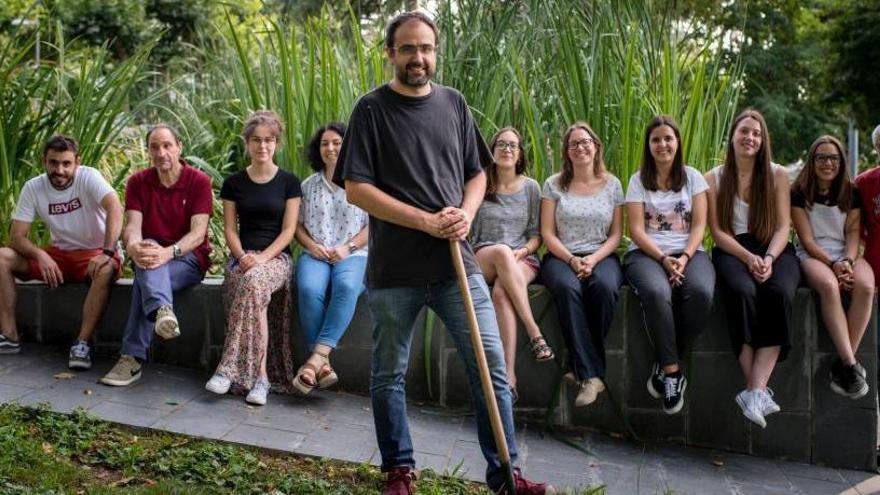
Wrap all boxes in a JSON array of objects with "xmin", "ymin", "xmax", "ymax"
[{"xmin": 0, "ymin": 335, "xmax": 21, "ymax": 354}]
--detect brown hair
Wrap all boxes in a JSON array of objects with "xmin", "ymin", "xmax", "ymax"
[
  {"xmin": 42, "ymin": 134, "xmax": 79, "ymax": 158},
  {"xmin": 242, "ymin": 110, "xmax": 284, "ymax": 142},
  {"xmin": 792, "ymin": 135, "xmax": 852, "ymax": 212},
  {"xmin": 717, "ymin": 108, "xmax": 777, "ymax": 244},
  {"xmin": 485, "ymin": 127, "xmax": 528, "ymax": 201},
  {"xmin": 640, "ymin": 115, "xmax": 684, "ymax": 192},
  {"xmin": 385, "ymin": 11, "xmax": 440, "ymax": 49},
  {"xmin": 559, "ymin": 122, "xmax": 606, "ymax": 191}
]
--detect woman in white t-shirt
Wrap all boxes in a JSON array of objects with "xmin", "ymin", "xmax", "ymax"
[
  {"xmin": 791, "ymin": 135, "xmax": 872, "ymax": 400},
  {"xmin": 624, "ymin": 116, "xmax": 714, "ymax": 415},
  {"xmin": 540, "ymin": 122, "xmax": 624, "ymax": 408},
  {"xmin": 705, "ymin": 108, "xmax": 800, "ymax": 429}
]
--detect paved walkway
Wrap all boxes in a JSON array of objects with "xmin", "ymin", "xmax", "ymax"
[{"xmin": 1, "ymin": 347, "xmax": 879, "ymax": 494}]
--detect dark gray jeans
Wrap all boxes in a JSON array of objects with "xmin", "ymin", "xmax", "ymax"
[{"xmin": 623, "ymin": 249, "xmax": 715, "ymax": 367}]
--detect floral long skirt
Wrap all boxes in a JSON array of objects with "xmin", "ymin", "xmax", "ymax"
[{"xmin": 215, "ymin": 253, "xmax": 296, "ymax": 394}]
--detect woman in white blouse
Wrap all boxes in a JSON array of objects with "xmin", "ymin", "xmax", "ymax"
[
  {"xmin": 293, "ymin": 122, "xmax": 368, "ymax": 395},
  {"xmin": 791, "ymin": 135, "xmax": 872, "ymax": 399},
  {"xmin": 540, "ymin": 122, "xmax": 624, "ymax": 408}
]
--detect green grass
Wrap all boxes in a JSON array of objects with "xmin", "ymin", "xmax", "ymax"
[{"xmin": 0, "ymin": 403, "xmax": 606, "ymax": 494}]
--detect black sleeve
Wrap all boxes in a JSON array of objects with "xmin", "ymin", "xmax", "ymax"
[
  {"xmin": 334, "ymin": 98, "xmax": 376, "ymax": 189},
  {"xmin": 284, "ymin": 171, "xmax": 302, "ymax": 198},
  {"xmin": 458, "ymin": 92, "xmax": 493, "ymax": 180},
  {"xmin": 219, "ymin": 173, "xmax": 237, "ymax": 202},
  {"xmin": 790, "ymin": 188, "xmax": 806, "ymax": 208}
]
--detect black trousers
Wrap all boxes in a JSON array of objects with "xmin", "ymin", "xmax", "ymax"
[{"xmin": 712, "ymin": 234, "xmax": 801, "ymax": 362}]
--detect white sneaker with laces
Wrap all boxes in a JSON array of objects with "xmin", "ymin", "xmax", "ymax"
[
  {"xmin": 735, "ymin": 389, "xmax": 766, "ymax": 428},
  {"xmin": 205, "ymin": 374, "xmax": 231, "ymax": 394},
  {"xmin": 246, "ymin": 379, "xmax": 270, "ymax": 405},
  {"xmin": 758, "ymin": 388, "xmax": 780, "ymax": 416}
]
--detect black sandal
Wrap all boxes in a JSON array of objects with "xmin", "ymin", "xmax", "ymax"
[{"xmin": 529, "ymin": 335, "xmax": 555, "ymax": 362}]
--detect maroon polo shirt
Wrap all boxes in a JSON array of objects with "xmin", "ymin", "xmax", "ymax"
[{"xmin": 124, "ymin": 161, "xmax": 214, "ymax": 273}]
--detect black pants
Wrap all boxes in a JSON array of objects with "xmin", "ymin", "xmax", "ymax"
[
  {"xmin": 623, "ymin": 249, "xmax": 715, "ymax": 367},
  {"xmin": 541, "ymin": 253, "xmax": 623, "ymax": 380},
  {"xmin": 712, "ymin": 234, "xmax": 800, "ymax": 362}
]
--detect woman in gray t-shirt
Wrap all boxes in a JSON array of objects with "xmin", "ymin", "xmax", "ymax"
[
  {"xmin": 472, "ymin": 127, "xmax": 555, "ymax": 400},
  {"xmin": 540, "ymin": 122, "xmax": 624, "ymax": 409},
  {"xmin": 623, "ymin": 115, "xmax": 715, "ymax": 415}
]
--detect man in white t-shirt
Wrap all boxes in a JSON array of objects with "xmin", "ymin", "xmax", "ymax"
[{"xmin": 0, "ymin": 135, "xmax": 123, "ymax": 370}]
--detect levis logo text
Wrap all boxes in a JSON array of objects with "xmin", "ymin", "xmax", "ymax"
[{"xmin": 49, "ymin": 198, "xmax": 82, "ymax": 215}]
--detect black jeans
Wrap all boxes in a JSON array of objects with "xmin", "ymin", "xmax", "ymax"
[
  {"xmin": 541, "ymin": 253, "xmax": 623, "ymax": 380},
  {"xmin": 624, "ymin": 249, "xmax": 715, "ymax": 367}
]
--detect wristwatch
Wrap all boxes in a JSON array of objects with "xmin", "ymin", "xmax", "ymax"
[
  {"xmin": 102, "ymin": 248, "xmax": 116, "ymax": 258},
  {"xmin": 347, "ymin": 242, "xmax": 357, "ymax": 253},
  {"xmin": 173, "ymin": 244, "xmax": 182, "ymax": 258}
]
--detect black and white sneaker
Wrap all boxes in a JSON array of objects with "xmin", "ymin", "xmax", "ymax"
[
  {"xmin": 647, "ymin": 362, "xmax": 665, "ymax": 399},
  {"xmin": 0, "ymin": 335, "xmax": 21, "ymax": 354},
  {"xmin": 68, "ymin": 341, "xmax": 92, "ymax": 370},
  {"xmin": 663, "ymin": 372, "xmax": 687, "ymax": 415},
  {"xmin": 831, "ymin": 359, "xmax": 868, "ymax": 399}
]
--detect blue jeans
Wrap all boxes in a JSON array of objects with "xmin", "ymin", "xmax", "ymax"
[
  {"xmin": 120, "ymin": 252, "xmax": 204, "ymax": 360},
  {"xmin": 296, "ymin": 253, "xmax": 367, "ymax": 349},
  {"xmin": 368, "ymin": 275, "xmax": 517, "ymax": 487}
]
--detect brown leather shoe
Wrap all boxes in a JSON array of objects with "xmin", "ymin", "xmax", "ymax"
[{"xmin": 383, "ymin": 466, "xmax": 416, "ymax": 495}]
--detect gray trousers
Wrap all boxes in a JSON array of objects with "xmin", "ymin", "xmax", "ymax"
[{"xmin": 623, "ymin": 249, "xmax": 715, "ymax": 367}]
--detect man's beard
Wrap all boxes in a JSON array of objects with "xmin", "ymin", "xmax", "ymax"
[{"xmin": 397, "ymin": 62, "xmax": 433, "ymax": 87}]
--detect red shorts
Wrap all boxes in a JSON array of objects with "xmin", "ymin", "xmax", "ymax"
[{"xmin": 25, "ymin": 246, "xmax": 122, "ymax": 283}]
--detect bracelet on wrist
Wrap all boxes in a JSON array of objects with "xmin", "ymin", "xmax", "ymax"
[
  {"xmin": 101, "ymin": 248, "xmax": 116, "ymax": 258},
  {"xmin": 764, "ymin": 253, "xmax": 775, "ymax": 261},
  {"xmin": 567, "ymin": 255, "xmax": 576, "ymax": 266},
  {"xmin": 681, "ymin": 252, "xmax": 691, "ymax": 261}
]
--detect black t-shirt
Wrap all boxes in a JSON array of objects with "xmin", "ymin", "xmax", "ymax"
[
  {"xmin": 333, "ymin": 83, "xmax": 493, "ymax": 288},
  {"xmin": 220, "ymin": 168, "xmax": 302, "ymax": 252},
  {"xmin": 791, "ymin": 187, "xmax": 862, "ymax": 209}
]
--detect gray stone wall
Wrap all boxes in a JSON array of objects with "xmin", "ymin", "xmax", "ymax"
[{"xmin": 13, "ymin": 280, "xmax": 877, "ymax": 470}]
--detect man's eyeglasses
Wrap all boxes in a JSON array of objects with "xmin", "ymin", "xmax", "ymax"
[
  {"xmin": 814, "ymin": 153, "xmax": 841, "ymax": 164},
  {"xmin": 494, "ymin": 140, "xmax": 519, "ymax": 152},
  {"xmin": 393, "ymin": 44, "xmax": 436, "ymax": 56},
  {"xmin": 568, "ymin": 138, "xmax": 596, "ymax": 150}
]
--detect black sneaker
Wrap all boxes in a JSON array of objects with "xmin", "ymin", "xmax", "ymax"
[
  {"xmin": 0, "ymin": 335, "xmax": 21, "ymax": 354},
  {"xmin": 647, "ymin": 362, "xmax": 664, "ymax": 399},
  {"xmin": 831, "ymin": 360, "xmax": 869, "ymax": 399},
  {"xmin": 663, "ymin": 372, "xmax": 687, "ymax": 415}
]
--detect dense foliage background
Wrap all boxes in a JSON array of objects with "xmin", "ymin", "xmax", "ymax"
[{"xmin": 1, "ymin": 0, "xmax": 876, "ymax": 271}]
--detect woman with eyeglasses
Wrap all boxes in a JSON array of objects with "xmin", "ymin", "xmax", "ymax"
[
  {"xmin": 792, "ymin": 135, "xmax": 872, "ymax": 400},
  {"xmin": 292, "ymin": 122, "xmax": 369, "ymax": 396},
  {"xmin": 471, "ymin": 127, "xmax": 554, "ymax": 403},
  {"xmin": 624, "ymin": 116, "xmax": 714, "ymax": 415},
  {"xmin": 705, "ymin": 108, "xmax": 800, "ymax": 428},
  {"xmin": 540, "ymin": 122, "xmax": 624, "ymax": 408},
  {"xmin": 205, "ymin": 111, "xmax": 301, "ymax": 405}
]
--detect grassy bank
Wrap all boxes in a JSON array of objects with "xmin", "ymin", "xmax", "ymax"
[{"xmin": 0, "ymin": 403, "xmax": 605, "ymax": 494}]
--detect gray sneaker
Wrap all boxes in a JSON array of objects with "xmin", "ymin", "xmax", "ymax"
[
  {"xmin": 100, "ymin": 355, "xmax": 142, "ymax": 386},
  {"xmin": 0, "ymin": 334, "xmax": 21, "ymax": 354},
  {"xmin": 154, "ymin": 305, "xmax": 180, "ymax": 340},
  {"xmin": 68, "ymin": 341, "xmax": 92, "ymax": 370},
  {"xmin": 246, "ymin": 378, "xmax": 270, "ymax": 405}
]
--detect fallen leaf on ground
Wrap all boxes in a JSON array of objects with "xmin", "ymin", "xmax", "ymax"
[
  {"xmin": 110, "ymin": 477, "xmax": 135, "ymax": 487},
  {"xmin": 53, "ymin": 372, "xmax": 75, "ymax": 380},
  {"xmin": 165, "ymin": 401, "xmax": 179, "ymax": 406},
  {"xmin": 710, "ymin": 456, "xmax": 724, "ymax": 467},
  {"xmin": 41, "ymin": 442, "xmax": 53, "ymax": 453},
  {"xmin": 83, "ymin": 389, "xmax": 92, "ymax": 395}
]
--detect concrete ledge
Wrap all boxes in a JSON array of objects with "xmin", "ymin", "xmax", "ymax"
[{"xmin": 13, "ymin": 278, "xmax": 878, "ymax": 470}]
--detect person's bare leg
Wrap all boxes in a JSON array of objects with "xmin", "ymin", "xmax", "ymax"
[
  {"xmin": 258, "ymin": 307, "xmax": 269, "ymax": 380},
  {"xmin": 492, "ymin": 284, "xmax": 518, "ymax": 388},
  {"xmin": 77, "ymin": 262, "xmax": 116, "ymax": 342},
  {"xmin": 847, "ymin": 259, "xmax": 874, "ymax": 353},
  {"xmin": 748, "ymin": 346, "xmax": 780, "ymax": 390},
  {"xmin": 0, "ymin": 248, "xmax": 30, "ymax": 341},
  {"xmin": 492, "ymin": 248, "xmax": 543, "ymax": 340},
  {"xmin": 738, "ymin": 344, "xmax": 754, "ymax": 385},
  {"xmin": 803, "ymin": 259, "xmax": 855, "ymax": 364}
]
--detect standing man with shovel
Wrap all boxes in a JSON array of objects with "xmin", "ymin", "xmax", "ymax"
[{"xmin": 334, "ymin": 11, "xmax": 554, "ymax": 495}]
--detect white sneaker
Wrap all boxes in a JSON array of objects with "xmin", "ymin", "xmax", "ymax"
[
  {"xmin": 154, "ymin": 305, "xmax": 180, "ymax": 340},
  {"xmin": 735, "ymin": 389, "xmax": 766, "ymax": 428},
  {"xmin": 205, "ymin": 374, "xmax": 231, "ymax": 394},
  {"xmin": 246, "ymin": 379, "xmax": 270, "ymax": 405},
  {"xmin": 757, "ymin": 388, "xmax": 781, "ymax": 416}
]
